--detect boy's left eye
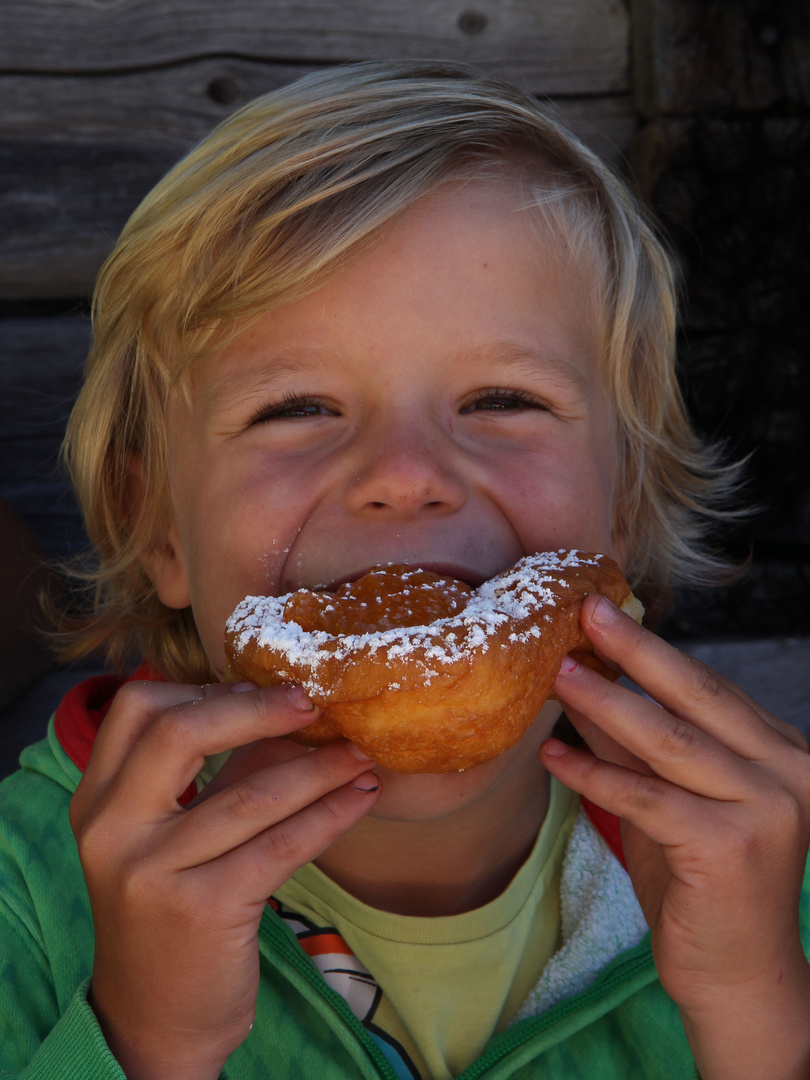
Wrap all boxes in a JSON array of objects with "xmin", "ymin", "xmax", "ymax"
[
  {"xmin": 250, "ymin": 393, "xmax": 336, "ymax": 423},
  {"xmin": 460, "ymin": 389, "xmax": 546, "ymax": 413}
]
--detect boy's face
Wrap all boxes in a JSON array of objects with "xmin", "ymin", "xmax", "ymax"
[{"xmin": 147, "ymin": 175, "xmax": 622, "ymax": 813}]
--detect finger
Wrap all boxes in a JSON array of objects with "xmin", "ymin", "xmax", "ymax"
[
  {"xmin": 192, "ymin": 772, "xmax": 382, "ymax": 902},
  {"xmin": 71, "ymin": 681, "xmax": 247, "ymax": 828},
  {"xmin": 100, "ymin": 684, "xmax": 325, "ymax": 818},
  {"xmin": 83, "ymin": 680, "xmax": 247, "ymax": 783},
  {"xmin": 189, "ymin": 736, "xmax": 311, "ymax": 806},
  {"xmin": 166, "ymin": 739, "xmax": 379, "ymax": 866},
  {"xmin": 560, "ymin": 699, "xmax": 655, "ymax": 776},
  {"xmin": 554, "ymin": 657, "xmax": 762, "ymax": 801},
  {"xmin": 578, "ymin": 596, "xmax": 794, "ymax": 758},
  {"xmin": 540, "ymin": 737, "xmax": 719, "ymax": 849}
]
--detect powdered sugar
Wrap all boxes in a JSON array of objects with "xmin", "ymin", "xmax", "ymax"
[{"xmin": 226, "ymin": 551, "xmax": 602, "ymax": 693}]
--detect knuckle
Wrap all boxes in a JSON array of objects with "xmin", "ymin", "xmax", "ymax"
[
  {"xmin": 110, "ymin": 679, "xmax": 160, "ymax": 716},
  {"xmin": 656, "ymin": 716, "xmax": 699, "ymax": 760},
  {"xmin": 150, "ymin": 703, "xmax": 199, "ymax": 752},
  {"xmin": 72, "ymin": 813, "xmax": 107, "ymax": 865},
  {"xmin": 71, "ymin": 797, "xmax": 119, "ymax": 868},
  {"xmin": 160, "ymin": 874, "xmax": 212, "ymax": 926},
  {"xmin": 722, "ymin": 810, "xmax": 766, "ymax": 865},
  {"xmin": 683, "ymin": 657, "xmax": 724, "ymax": 707},
  {"xmin": 784, "ymin": 723, "xmax": 810, "ymax": 755},
  {"xmin": 766, "ymin": 786, "xmax": 805, "ymax": 837},
  {"xmin": 265, "ymin": 819, "xmax": 305, "ymax": 864},
  {"xmin": 309, "ymin": 742, "xmax": 357, "ymax": 785},
  {"xmin": 626, "ymin": 771, "xmax": 663, "ymax": 813},
  {"xmin": 225, "ymin": 777, "xmax": 281, "ymax": 821}
]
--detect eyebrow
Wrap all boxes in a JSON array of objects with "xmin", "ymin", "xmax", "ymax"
[
  {"xmin": 201, "ymin": 351, "xmax": 327, "ymax": 414},
  {"xmin": 471, "ymin": 341, "xmax": 590, "ymax": 394}
]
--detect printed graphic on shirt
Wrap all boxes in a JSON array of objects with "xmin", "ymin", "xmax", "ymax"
[{"xmin": 269, "ymin": 898, "xmax": 421, "ymax": 1080}]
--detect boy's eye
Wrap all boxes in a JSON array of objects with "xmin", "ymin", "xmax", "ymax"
[
  {"xmin": 460, "ymin": 389, "xmax": 546, "ymax": 413},
  {"xmin": 251, "ymin": 394, "xmax": 335, "ymax": 422}
]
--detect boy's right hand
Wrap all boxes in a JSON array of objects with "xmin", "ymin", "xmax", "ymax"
[{"xmin": 69, "ymin": 680, "xmax": 381, "ymax": 1080}]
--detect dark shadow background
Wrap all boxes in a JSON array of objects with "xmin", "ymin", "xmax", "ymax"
[{"xmin": 629, "ymin": 0, "xmax": 810, "ymax": 639}]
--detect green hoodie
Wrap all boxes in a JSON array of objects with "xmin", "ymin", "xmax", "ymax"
[{"xmin": 3, "ymin": 681, "xmax": 803, "ymax": 1079}]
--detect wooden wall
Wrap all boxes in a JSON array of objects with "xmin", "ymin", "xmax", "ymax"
[{"xmin": 1, "ymin": 0, "xmax": 808, "ymax": 642}]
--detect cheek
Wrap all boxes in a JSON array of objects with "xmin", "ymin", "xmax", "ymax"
[{"xmin": 503, "ymin": 450, "xmax": 617, "ymax": 554}]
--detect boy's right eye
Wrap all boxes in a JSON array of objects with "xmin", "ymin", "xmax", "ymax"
[{"xmin": 250, "ymin": 393, "xmax": 335, "ymax": 423}]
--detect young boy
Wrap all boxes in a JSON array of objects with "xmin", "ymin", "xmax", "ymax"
[{"xmin": 1, "ymin": 61, "xmax": 809, "ymax": 1080}]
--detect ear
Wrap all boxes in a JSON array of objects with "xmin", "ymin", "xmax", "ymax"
[
  {"xmin": 128, "ymin": 455, "xmax": 192, "ymax": 610},
  {"xmin": 141, "ymin": 519, "xmax": 192, "ymax": 610}
]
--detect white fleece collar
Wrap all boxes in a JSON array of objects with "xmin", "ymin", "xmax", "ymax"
[{"xmin": 514, "ymin": 809, "xmax": 650, "ymax": 1020}]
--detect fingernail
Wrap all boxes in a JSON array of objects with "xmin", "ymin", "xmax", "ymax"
[
  {"xmin": 288, "ymin": 685, "xmax": 317, "ymax": 711},
  {"xmin": 558, "ymin": 655, "xmax": 578, "ymax": 675},
  {"xmin": 591, "ymin": 596, "xmax": 618, "ymax": 625},
  {"xmin": 541, "ymin": 738, "xmax": 569, "ymax": 757},
  {"xmin": 353, "ymin": 773, "xmax": 380, "ymax": 793},
  {"xmin": 348, "ymin": 741, "xmax": 374, "ymax": 762}
]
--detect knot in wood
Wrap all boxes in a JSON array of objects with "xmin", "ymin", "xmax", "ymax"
[
  {"xmin": 458, "ymin": 9, "xmax": 488, "ymax": 35},
  {"xmin": 207, "ymin": 75, "xmax": 241, "ymax": 105}
]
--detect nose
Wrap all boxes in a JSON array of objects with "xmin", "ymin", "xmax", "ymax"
[{"xmin": 343, "ymin": 417, "xmax": 468, "ymax": 518}]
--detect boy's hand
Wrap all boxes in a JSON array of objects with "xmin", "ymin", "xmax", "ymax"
[
  {"xmin": 541, "ymin": 596, "xmax": 810, "ymax": 1080},
  {"xmin": 69, "ymin": 680, "xmax": 380, "ymax": 1080}
]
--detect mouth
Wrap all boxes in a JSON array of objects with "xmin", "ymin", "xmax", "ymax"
[{"xmin": 318, "ymin": 561, "xmax": 490, "ymax": 592}]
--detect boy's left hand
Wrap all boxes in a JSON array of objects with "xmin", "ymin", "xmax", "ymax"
[{"xmin": 540, "ymin": 595, "xmax": 810, "ymax": 1080}]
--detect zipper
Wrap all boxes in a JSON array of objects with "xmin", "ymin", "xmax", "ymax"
[
  {"xmin": 259, "ymin": 910, "xmax": 400, "ymax": 1080},
  {"xmin": 455, "ymin": 947, "xmax": 657, "ymax": 1078}
]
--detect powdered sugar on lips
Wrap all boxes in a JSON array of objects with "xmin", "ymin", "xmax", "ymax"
[{"xmin": 225, "ymin": 550, "xmax": 603, "ymax": 696}]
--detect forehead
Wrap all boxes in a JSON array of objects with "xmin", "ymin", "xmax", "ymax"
[{"xmin": 189, "ymin": 175, "xmax": 605, "ymax": 400}]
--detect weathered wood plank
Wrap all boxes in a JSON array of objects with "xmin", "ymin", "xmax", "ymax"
[
  {"xmin": 0, "ymin": 0, "xmax": 629, "ymax": 96},
  {"xmin": 0, "ymin": 60, "xmax": 635, "ymax": 149},
  {"xmin": 633, "ymin": 0, "xmax": 810, "ymax": 116},
  {"xmin": 0, "ymin": 136, "xmax": 181, "ymax": 300},
  {"xmin": 0, "ymin": 60, "xmax": 317, "ymax": 141},
  {"xmin": 0, "ymin": 314, "xmax": 91, "ymax": 557},
  {"xmin": 0, "ymin": 60, "xmax": 636, "ymax": 299}
]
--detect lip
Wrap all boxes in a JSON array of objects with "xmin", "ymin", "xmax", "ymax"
[{"xmin": 317, "ymin": 561, "xmax": 490, "ymax": 592}]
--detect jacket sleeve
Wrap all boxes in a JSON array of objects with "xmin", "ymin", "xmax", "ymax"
[
  {"xmin": 0, "ymin": 905, "xmax": 124, "ymax": 1080},
  {"xmin": 0, "ymin": 737, "xmax": 126, "ymax": 1080}
]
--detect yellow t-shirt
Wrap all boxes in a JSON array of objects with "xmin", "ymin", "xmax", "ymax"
[{"xmin": 273, "ymin": 778, "xmax": 578, "ymax": 1080}]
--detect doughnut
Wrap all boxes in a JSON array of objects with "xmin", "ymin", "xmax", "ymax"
[{"xmin": 224, "ymin": 551, "xmax": 643, "ymax": 774}]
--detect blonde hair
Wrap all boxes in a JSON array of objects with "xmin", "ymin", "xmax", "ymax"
[{"xmin": 60, "ymin": 60, "xmax": 740, "ymax": 680}]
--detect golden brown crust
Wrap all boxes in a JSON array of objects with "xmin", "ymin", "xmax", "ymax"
[{"xmin": 224, "ymin": 552, "xmax": 641, "ymax": 773}]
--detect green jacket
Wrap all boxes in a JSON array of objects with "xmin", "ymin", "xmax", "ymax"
[{"xmin": 2, "ymin": 674, "xmax": 799, "ymax": 1079}]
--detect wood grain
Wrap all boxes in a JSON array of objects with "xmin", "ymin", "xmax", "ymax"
[
  {"xmin": 0, "ymin": 0, "xmax": 629, "ymax": 96},
  {"xmin": 0, "ymin": 58, "xmax": 636, "ymax": 299}
]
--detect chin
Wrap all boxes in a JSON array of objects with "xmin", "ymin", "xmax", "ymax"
[{"xmin": 364, "ymin": 702, "xmax": 561, "ymax": 824}]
